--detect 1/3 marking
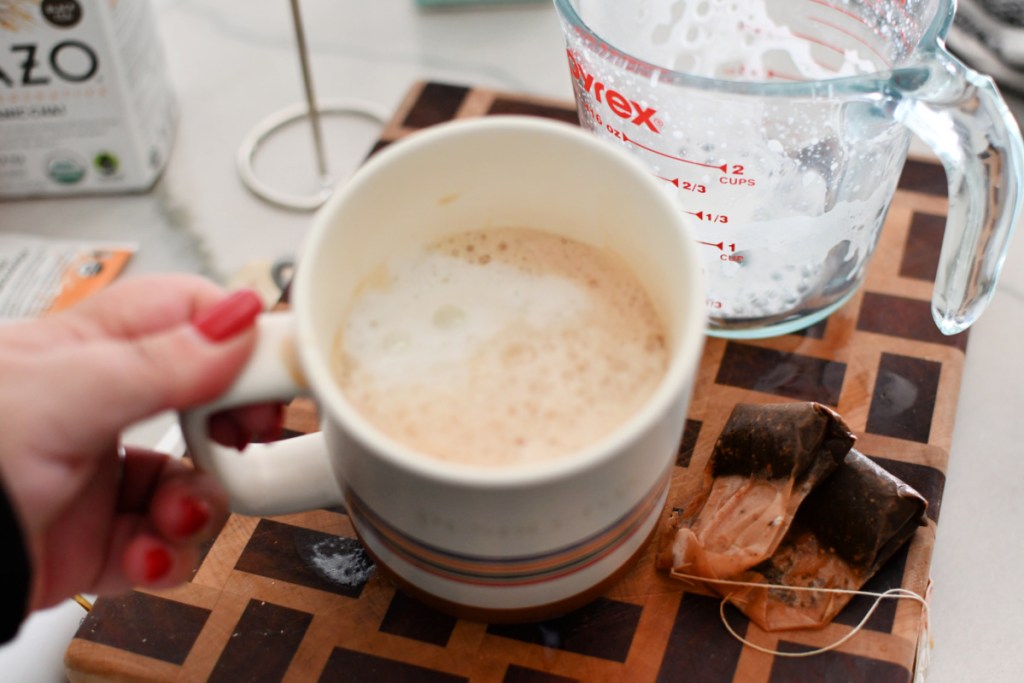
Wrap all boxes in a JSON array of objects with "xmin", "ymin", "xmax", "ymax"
[{"xmin": 686, "ymin": 210, "xmax": 729, "ymax": 223}]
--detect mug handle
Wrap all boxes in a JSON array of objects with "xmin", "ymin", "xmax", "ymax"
[
  {"xmin": 887, "ymin": 46, "xmax": 1024, "ymax": 335},
  {"xmin": 179, "ymin": 313, "xmax": 344, "ymax": 516}
]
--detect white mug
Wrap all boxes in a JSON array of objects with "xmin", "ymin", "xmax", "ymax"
[{"xmin": 180, "ymin": 116, "xmax": 707, "ymax": 620}]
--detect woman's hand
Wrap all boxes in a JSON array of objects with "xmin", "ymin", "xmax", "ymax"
[{"xmin": 0, "ymin": 274, "xmax": 280, "ymax": 612}]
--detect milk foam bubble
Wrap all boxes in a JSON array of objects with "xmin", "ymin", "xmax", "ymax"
[{"xmin": 333, "ymin": 228, "xmax": 669, "ymax": 467}]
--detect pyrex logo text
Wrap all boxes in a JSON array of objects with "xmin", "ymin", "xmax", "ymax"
[{"xmin": 566, "ymin": 50, "xmax": 660, "ymax": 134}]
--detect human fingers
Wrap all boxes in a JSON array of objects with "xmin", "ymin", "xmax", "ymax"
[
  {"xmin": 112, "ymin": 451, "xmax": 229, "ymax": 590},
  {"xmin": 55, "ymin": 273, "xmax": 230, "ymax": 339},
  {"xmin": 52, "ymin": 505, "xmax": 206, "ymax": 602},
  {"xmin": 53, "ymin": 288, "xmax": 265, "ymax": 439},
  {"xmin": 209, "ymin": 402, "xmax": 286, "ymax": 450},
  {"xmin": 118, "ymin": 448, "xmax": 230, "ymax": 538},
  {"xmin": 120, "ymin": 533, "xmax": 202, "ymax": 591},
  {"xmin": 146, "ymin": 464, "xmax": 230, "ymax": 544}
]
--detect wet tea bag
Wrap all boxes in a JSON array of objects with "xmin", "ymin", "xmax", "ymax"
[
  {"xmin": 659, "ymin": 402, "xmax": 928, "ymax": 632},
  {"xmin": 663, "ymin": 402, "xmax": 854, "ymax": 579},
  {"xmin": 724, "ymin": 449, "xmax": 927, "ymax": 631}
]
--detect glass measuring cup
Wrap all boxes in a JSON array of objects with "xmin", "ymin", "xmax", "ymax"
[{"xmin": 553, "ymin": 0, "xmax": 1024, "ymax": 338}]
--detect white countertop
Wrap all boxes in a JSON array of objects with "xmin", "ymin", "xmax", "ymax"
[{"xmin": 1, "ymin": 1, "xmax": 1022, "ymax": 681}]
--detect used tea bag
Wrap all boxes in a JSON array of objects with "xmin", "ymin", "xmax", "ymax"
[
  {"xmin": 726, "ymin": 449, "xmax": 928, "ymax": 631},
  {"xmin": 659, "ymin": 402, "xmax": 928, "ymax": 632},
  {"xmin": 664, "ymin": 402, "xmax": 854, "ymax": 579}
]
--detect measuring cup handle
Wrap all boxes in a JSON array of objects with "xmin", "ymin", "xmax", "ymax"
[
  {"xmin": 888, "ymin": 47, "xmax": 1024, "ymax": 335},
  {"xmin": 179, "ymin": 312, "xmax": 344, "ymax": 516}
]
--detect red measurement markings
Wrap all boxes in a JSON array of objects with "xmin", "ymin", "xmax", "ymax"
[
  {"xmin": 809, "ymin": 0, "xmax": 911, "ymax": 56},
  {"xmin": 805, "ymin": 17, "xmax": 892, "ymax": 67},
  {"xmin": 686, "ymin": 210, "xmax": 729, "ymax": 224},
  {"xmin": 720, "ymin": 63, "xmax": 806, "ymax": 81},
  {"xmin": 624, "ymin": 132, "xmax": 728, "ymax": 172},
  {"xmin": 659, "ymin": 175, "xmax": 708, "ymax": 193},
  {"xmin": 658, "ymin": 173, "xmax": 753, "ymax": 191},
  {"xmin": 698, "ymin": 240, "xmax": 745, "ymax": 263},
  {"xmin": 697, "ymin": 240, "xmax": 739, "ymax": 251},
  {"xmin": 612, "ymin": 126, "xmax": 751, "ymax": 187}
]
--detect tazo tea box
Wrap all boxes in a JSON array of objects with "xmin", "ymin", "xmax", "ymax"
[{"xmin": 0, "ymin": 0, "xmax": 177, "ymax": 197}]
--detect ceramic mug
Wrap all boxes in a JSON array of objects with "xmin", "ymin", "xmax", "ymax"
[{"xmin": 180, "ymin": 116, "xmax": 707, "ymax": 620}]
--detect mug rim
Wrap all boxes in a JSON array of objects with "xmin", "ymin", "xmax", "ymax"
[{"xmin": 292, "ymin": 115, "xmax": 707, "ymax": 489}]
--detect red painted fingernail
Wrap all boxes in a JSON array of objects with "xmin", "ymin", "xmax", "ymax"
[
  {"xmin": 193, "ymin": 290, "xmax": 263, "ymax": 342},
  {"xmin": 176, "ymin": 497, "xmax": 210, "ymax": 537},
  {"xmin": 143, "ymin": 547, "xmax": 173, "ymax": 582}
]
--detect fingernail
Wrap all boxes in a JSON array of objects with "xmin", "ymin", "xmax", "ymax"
[
  {"xmin": 176, "ymin": 497, "xmax": 210, "ymax": 537},
  {"xmin": 143, "ymin": 547, "xmax": 173, "ymax": 582},
  {"xmin": 193, "ymin": 290, "xmax": 263, "ymax": 342}
]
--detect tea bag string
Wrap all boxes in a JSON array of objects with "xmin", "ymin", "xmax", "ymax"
[{"xmin": 670, "ymin": 571, "xmax": 930, "ymax": 658}]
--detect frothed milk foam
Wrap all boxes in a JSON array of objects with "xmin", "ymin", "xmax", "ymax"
[{"xmin": 332, "ymin": 228, "xmax": 669, "ymax": 466}]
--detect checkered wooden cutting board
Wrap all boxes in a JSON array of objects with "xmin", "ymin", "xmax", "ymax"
[{"xmin": 65, "ymin": 81, "xmax": 960, "ymax": 682}]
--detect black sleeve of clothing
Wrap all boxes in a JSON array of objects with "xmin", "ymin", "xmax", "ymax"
[{"xmin": 0, "ymin": 476, "xmax": 30, "ymax": 644}]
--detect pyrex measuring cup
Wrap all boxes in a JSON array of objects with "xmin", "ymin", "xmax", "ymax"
[{"xmin": 553, "ymin": 0, "xmax": 1024, "ymax": 338}]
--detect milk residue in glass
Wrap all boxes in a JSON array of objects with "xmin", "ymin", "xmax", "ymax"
[
  {"xmin": 593, "ymin": 0, "xmax": 880, "ymax": 81},
  {"xmin": 333, "ymin": 228, "xmax": 669, "ymax": 466},
  {"xmin": 567, "ymin": 0, "xmax": 910, "ymax": 324}
]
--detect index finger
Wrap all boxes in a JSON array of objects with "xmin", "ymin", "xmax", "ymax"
[{"xmin": 55, "ymin": 273, "xmax": 231, "ymax": 340}]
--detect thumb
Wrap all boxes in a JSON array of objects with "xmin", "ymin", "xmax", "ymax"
[{"xmin": 83, "ymin": 289, "xmax": 265, "ymax": 433}]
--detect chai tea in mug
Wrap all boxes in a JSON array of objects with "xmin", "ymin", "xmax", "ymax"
[{"xmin": 332, "ymin": 226, "xmax": 669, "ymax": 466}]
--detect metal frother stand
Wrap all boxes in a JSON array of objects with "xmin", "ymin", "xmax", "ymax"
[{"xmin": 236, "ymin": 0, "xmax": 389, "ymax": 211}]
